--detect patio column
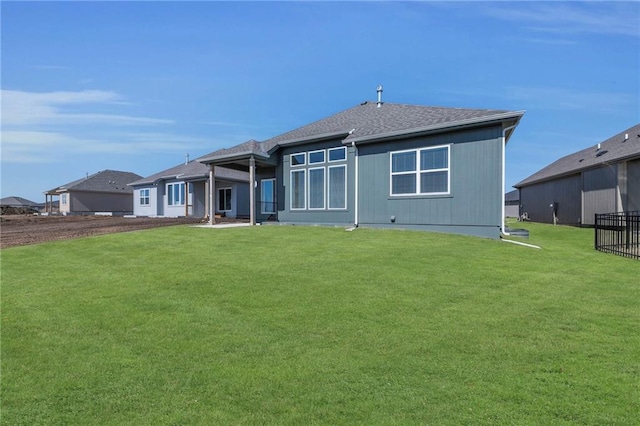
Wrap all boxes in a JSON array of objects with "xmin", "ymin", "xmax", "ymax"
[
  {"xmin": 249, "ymin": 156, "xmax": 255, "ymax": 226},
  {"xmin": 185, "ymin": 182, "xmax": 189, "ymax": 217},
  {"xmin": 209, "ymin": 165, "xmax": 216, "ymax": 225}
]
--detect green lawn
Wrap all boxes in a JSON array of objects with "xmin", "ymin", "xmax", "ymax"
[{"xmin": 1, "ymin": 223, "xmax": 638, "ymax": 425}]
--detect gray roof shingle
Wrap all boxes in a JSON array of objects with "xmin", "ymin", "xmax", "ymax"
[
  {"xmin": 128, "ymin": 152, "xmax": 249, "ymax": 187},
  {"xmin": 45, "ymin": 170, "xmax": 143, "ymax": 194},
  {"xmin": 515, "ymin": 123, "xmax": 640, "ymax": 187},
  {"xmin": 0, "ymin": 196, "xmax": 40, "ymax": 207},
  {"xmin": 201, "ymin": 101, "xmax": 523, "ymax": 164}
]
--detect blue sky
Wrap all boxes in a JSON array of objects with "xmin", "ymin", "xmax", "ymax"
[{"xmin": 2, "ymin": 1, "xmax": 639, "ymax": 203}]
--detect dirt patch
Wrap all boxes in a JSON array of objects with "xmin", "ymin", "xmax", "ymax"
[{"xmin": 0, "ymin": 215, "xmax": 208, "ymax": 249}]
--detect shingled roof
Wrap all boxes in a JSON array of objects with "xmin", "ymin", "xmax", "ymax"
[
  {"xmin": 45, "ymin": 170, "xmax": 142, "ymax": 195},
  {"xmin": 201, "ymin": 101, "xmax": 524, "ymax": 164},
  {"xmin": 515, "ymin": 123, "xmax": 640, "ymax": 188},
  {"xmin": 262, "ymin": 101, "xmax": 522, "ymax": 150},
  {"xmin": 128, "ymin": 153, "xmax": 249, "ymax": 187},
  {"xmin": 0, "ymin": 196, "xmax": 40, "ymax": 207}
]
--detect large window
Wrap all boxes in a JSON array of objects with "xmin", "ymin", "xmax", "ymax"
[
  {"xmin": 390, "ymin": 145, "xmax": 449, "ymax": 196},
  {"xmin": 261, "ymin": 179, "xmax": 276, "ymax": 214},
  {"xmin": 139, "ymin": 189, "xmax": 150, "ymax": 205},
  {"xmin": 291, "ymin": 170, "xmax": 306, "ymax": 210},
  {"xmin": 218, "ymin": 188, "xmax": 232, "ymax": 212},
  {"xmin": 308, "ymin": 168, "xmax": 325, "ymax": 209},
  {"xmin": 328, "ymin": 165, "xmax": 346, "ymax": 209},
  {"xmin": 167, "ymin": 183, "xmax": 185, "ymax": 206},
  {"xmin": 289, "ymin": 147, "xmax": 347, "ymax": 210},
  {"xmin": 61, "ymin": 193, "xmax": 67, "ymax": 205}
]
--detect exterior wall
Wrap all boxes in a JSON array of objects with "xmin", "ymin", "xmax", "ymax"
[
  {"xmin": 191, "ymin": 181, "xmax": 207, "ymax": 217},
  {"xmin": 277, "ymin": 139, "xmax": 356, "ymax": 225},
  {"xmin": 68, "ymin": 191, "xmax": 133, "ymax": 214},
  {"xmin": 582, "ymin": 165, "xmax": 618, "ymax": 225},
  {"xmin": 357, "ymin": 126, "xmax": 504, "ymax": 238},
  {"xmin": 627, "ymin": 159, "xmax": 640, "ymax": 211},
  {"xmin": 505, "ymin": 204, "xmax": 520, "ymax": 218},
  {"xmin": 215, "ymin": 180, "xmax": 250, "ymax": 218},
  {"xmin": 133, "ymin": 186, "xmax": 158, "ymax": 216},
  {"xmin": 519, "ymin": 175, "xmax": 582, "ymax": 225}
]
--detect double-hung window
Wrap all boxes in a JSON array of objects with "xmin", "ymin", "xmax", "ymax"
[
  {"xmin": 139, "ymin": 189, "xmax": 150, "ymax": 205},
  {"xmin": 390, "ymin": 145, "xmax": 449, "ymax": 196},
  {"xmin": 167, "ymin": 183, "xmax": 185, "ymax": 206}
]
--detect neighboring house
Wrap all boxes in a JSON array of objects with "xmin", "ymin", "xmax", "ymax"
[
  {"xmin": 44, "ymin": 170, "xmax": 142, "ymax": 215},
  {"xmin": 515, "ymin": 124, "xmax": 640, "ymax": 226},
  {"xmin": 504, "ymin": 190, "xmax": 520, "ymax": 218},
  {"xmin": 128, "ymin": 156, "xmax": 250, "ymax": 218},
  {"xmin": 199, "ymin": 94, "xmax": 524, "ymax": 238},
  {"xmin": 0, "ymin": 196, "xmax": 40, "ymax": 209}
]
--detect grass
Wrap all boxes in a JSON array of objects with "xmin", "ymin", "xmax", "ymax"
[{"xmin": 1, "ymin": 222, "xmax": 638, "ymax": 425}]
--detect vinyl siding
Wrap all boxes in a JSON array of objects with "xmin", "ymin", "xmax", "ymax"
[
  {"xmin": 357, "ymin": 125, "xmax": 504, "ymax": 238},
  {"xmin": 519, "ymin": 175, "xmax": 582, "ymax": 225},
  {"xmin": 628, "ymin": 159, "xmax": 640, "ymax": 211},
  {"xmin": 582, "ymin": 165, "xmax": 618, "ymax": 225}
]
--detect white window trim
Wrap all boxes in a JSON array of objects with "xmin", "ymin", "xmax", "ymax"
[
  {"xmin": 308, "ymin": 167, "xmax": 326, "ymax": 210},
  {"xmin": 167, "ymin": 183, "xmax": 185, "ymax": 206},
  {"xmin": 389, "ymin": 144, "xmax": 450, "ymax": 196},
  {"xmin": 261, "ymin": 179, "xmax": 276, "ymax": 214},
  {"xmin": 328, "ymin": 146, "xmax": 347, "ymax": 162},
  {"xmin": 308, "ymin": 149, "xmax": 326, "ymax": 165},
  {"xmin": 328, "ymin": 164, "xmax": 347, "ymax": 210},
  {"xmin": 291, "ymin": 152, "xmax": 306, "ymax": 167},
  {"xmin": 290, "ymin": 169, "xmax": 306, "ymax": 210},
  {"xmin": 139, "ymin": 189, "xmax": 150, "ymax": 206},
  {"xmin": 218, "ymin": 187, "xmax": 232, "ymax": 212}
]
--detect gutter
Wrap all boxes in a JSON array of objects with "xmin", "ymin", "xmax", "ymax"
[
  {"xmin": 501, "ymin": 123, "xmax": 518, "ymax": 236},
  {"xmin": 352, "ymin": 138, "xmax": 359, "ymax": 227}
]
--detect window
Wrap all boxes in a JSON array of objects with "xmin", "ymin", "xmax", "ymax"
[
  {"xmin": 261, "ymin": 179, "xmax": 276, "ymax": 214},
  {"xmin": 139, "ymin": 189, "xmax": 150, "ymax": 205},
  {"xmin": 390, "ymin": 145, "xmax": 449, "ymax": 195},
  {"xmin": 328, "ymin": 147, "xmax": 346, "ymax": 162},
  {"xmin": 167, "ymin": 183, "xmax": 185, "ymax": 205},
  {"xmin": 291, "ymin": 153, "xmax": 306, "ymax": 166},
  {"xmin": 61, "ymin": 193, "xmax": 67, "ymax": 205},
  {"xmin": 218, "ymin": 188, "xmax": 232, "ymax": 212},
  {"xmin": 291, "ymin": 169, "xmax": 306, "ymax": 210},
  {"xmin": 308, "ymin": 168, "xmax": 325, "ymax": 209},
  {"xmin": 308, "ymin": 150, "xmax": 325, "ymax": 164},
  {"xmin": 328, "ymin": 165, "xmax": 346, "ymax": 209}
]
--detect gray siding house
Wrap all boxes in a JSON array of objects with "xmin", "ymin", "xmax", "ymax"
[
  {"xmin": 200, "ymin": 97, "xmax": 524, "ymax": 239},
  {"xmin": 44, "ymin": 170, "xmax": 142, "ymax": 215},
  {"xmin": 128, "ymin": 155, "xmax": 249, "ymax": 219},
  {"xmin": 515, "ymin": 123, "xmax": 640, "ymax": 226}
]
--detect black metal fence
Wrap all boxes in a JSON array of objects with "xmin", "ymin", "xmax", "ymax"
[{"xmin": 594, "ymin": 211, "xmax": 640, "ymax": 260}]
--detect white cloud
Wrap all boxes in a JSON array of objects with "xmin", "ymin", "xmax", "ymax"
[
  {"xmin": 0, "ymin": 89, "xmax": 216, "ymax": 164},
  {"xmin": 503, "ymin": 86, "xmax": 635, "ymax": 112},
  {"xmin": 1, "ymin": 89, "xmax": 172, "ymax": 126},
  {"xmin": 481, "ymin": 2, "xmax": 640, "ymax": 38}
]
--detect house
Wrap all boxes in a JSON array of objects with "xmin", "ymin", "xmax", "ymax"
[
  {"xmin": 504, "ymin": 190, "xmax": 520, "ymax": 218},
  {"xmin": 44, "ymin": 170, "xmax": 142, "ymax": 215},
  {"xmin": 0, "ymin": 196, "xmax": 40, "ymax": 214},
  {"xmin": 199, "ymin": 91, "xmax": 524, "ymax": 239},
  {"xmin": 515, "ymin": 123, "xmax": 640, "ymax": 226},
  {"xmin": 127, "ymin": 155, "xmax": 250, "ymax": 218}
]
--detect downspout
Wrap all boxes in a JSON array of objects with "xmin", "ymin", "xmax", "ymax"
[
  {"xmin": 352, "ymin": 139, "xmax": 359, "ymax": 227},
  {"xmin": 501, "ymin": 124, "xmax": 517, "ymax": 236}
]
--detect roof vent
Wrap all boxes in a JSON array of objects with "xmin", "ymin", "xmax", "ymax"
[
  {"xmin": 624, "ymin": 133, "xmax": 629, "ymax": 142},
  {"xmin": 376, "ymin": 85, "xmax": 383, "ymax": 108},
  {"xmin": 596, "ymin": 143, "xmax": 601, "ymax": 151},
  {"xmin": 185, "ymin": 153, "xmax": 190, "ymax": 164},
  {"xmin": 596, "ymin": 150, "xmax": 608, "ymax": 157}
]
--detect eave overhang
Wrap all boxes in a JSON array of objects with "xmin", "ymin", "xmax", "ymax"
[{"xmin": 346, "ymin": 111, "xmax": 525, "ymax": 146}]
